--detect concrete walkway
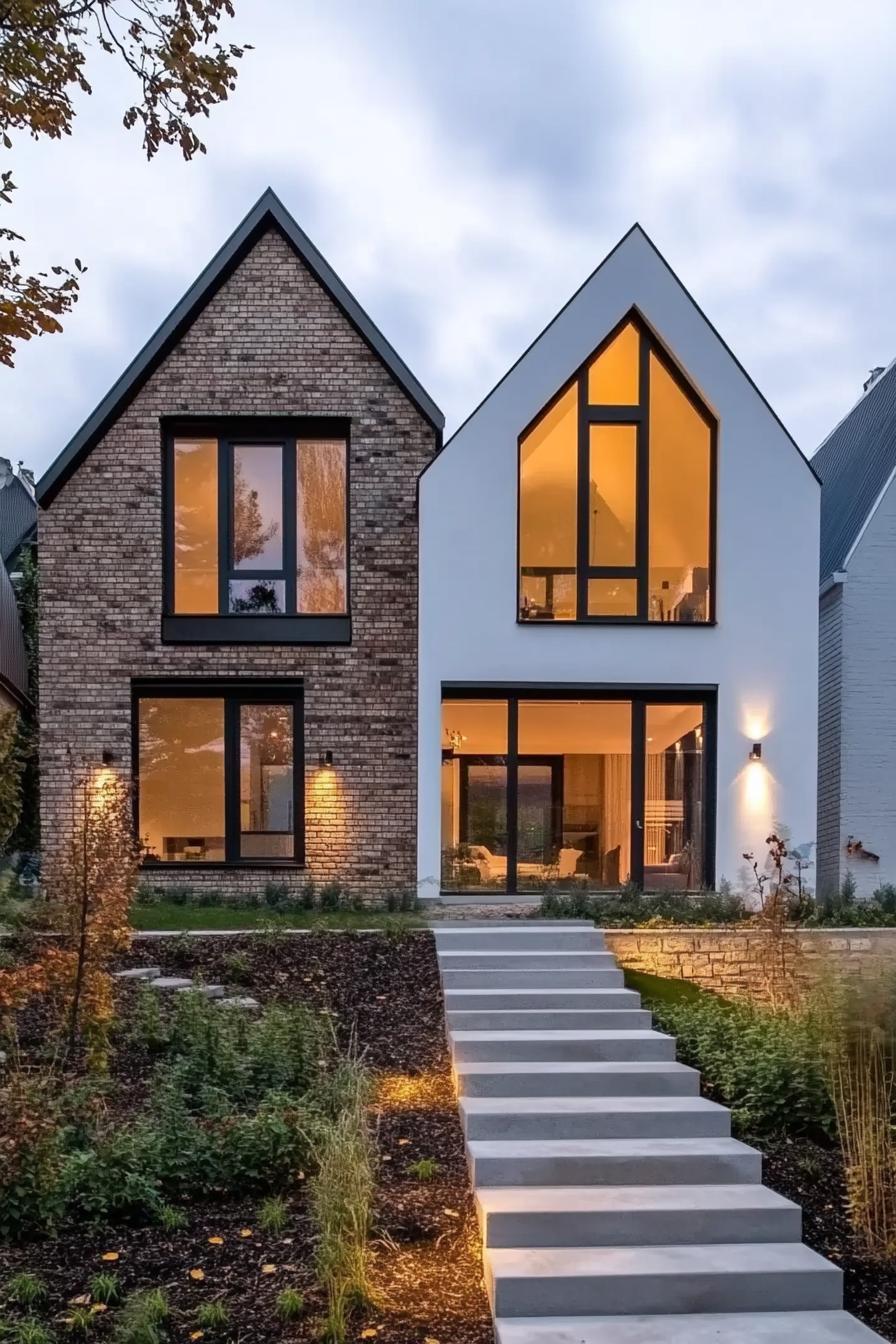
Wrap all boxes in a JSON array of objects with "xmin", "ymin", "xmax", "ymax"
[{"xmin": 434, "ymin": 920, "xmax": 883, "ymax": 1343}]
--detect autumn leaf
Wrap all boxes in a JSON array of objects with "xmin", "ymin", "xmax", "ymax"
[
  {"xmin": 424, "ymin": 1337, "xmax": 440, "ymax": 1344},
  {"xmin": 69, "ymin": 1295, "xmax": 91, "ymax": 1306},
  {"xmin": 91, "ymin": 1304, "xmax": 108, "ymax": 1315},
  {"xmin": 239, "ymin": 1228, "xmax": 253, "ymax": 1238},
  {"xmin": 360, "ymin": 1331, "xmax": 378, "ymax": 1340},
  {"xmin": 442, "ymin": 1208, "xmax": 459, "ymax": 1218},
  {"xmin": 261, "ymin": 1264, "xmax": 277, "ymax": 1275},
  {"xmin": 397, "ymin": 1138, "xmax": 411, "ymax": 1146},
  {"xmin": 189, "ymin": 1268, "xmax": 205, "ymax": 1281},
  {"xmin": 101, "ymin": 1251, "xmax": 120, "ymax": 1262},
  {"xmin": 208, "ymin": 1236, "xmax": 224, "ymax": 1245},
  {"xmin": 190, "ymin": 1333, "xmax": 204, "ymax": 1341}
]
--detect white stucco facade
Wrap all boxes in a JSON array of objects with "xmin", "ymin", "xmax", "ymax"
[{"xmin": 417, "ymin": 226, "xmax": 820, "ymax": 896}]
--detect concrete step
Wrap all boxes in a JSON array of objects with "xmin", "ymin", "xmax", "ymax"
[
  {"xmin": 443, "ymin": 988, "xmax": 642, "ymax": 1012},
  {"xmin": 447, "ymin": 1008, "xmax": 651, "ymax": 1031},
  {"xmin": 149, "ymin": 976, "xmax": 194, "ymax": 991},
  {"xmin": 114, "ymin": 966, "xmax": 161, "ymax": 980},
  {"xmin": 434, "ymin": 928, "xmax": 605, "ymax": 951},
  {"xmin": 442, "ymin": 968, "xmax": 625, "ymax": 989},
  {"xmin": 467, "ymin": 1137, "xmax": 762, "ymax": 1187},
  {"xmin": 477, "ymin": 1183, "xmax": 800, "ymax": 1247},
  {"xmin": 495, "ymin": 1313, "xmax": 884, "ymax": 1344},
  {"xmin": 438, "ymin": 950, "xmax": 617, "ymax": 971},
  {"xmin": 449, "ymin": 1029, "xmax": 675, "ymax": 1063},
  {"xmin": 176, "ymin": 983, "xmax": 225, "ymax": 999},
  {"xmin": 460, "ymin": 1095, "xmax": 730, "ymax": 1141},
  {"xmin": 456, "ymin": 1061, "xmax": 701, "ymax": 1097},
  {"xmin": 486, "ymin": 1242, "xmax": 842, "ymax": 1318},
  {"xmin": 430, "ymin": 920, "xmax": 595, "ymax": 928}
]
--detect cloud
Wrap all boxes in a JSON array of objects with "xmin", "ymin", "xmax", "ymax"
[{"xmin": 4, "ymin": 0, "xmax": 896, "ymax": 478}]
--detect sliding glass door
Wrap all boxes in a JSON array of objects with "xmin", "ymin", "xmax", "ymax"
[{"xmin": 441, "ymin": 691, "xmax": 712, "ymax": 893}]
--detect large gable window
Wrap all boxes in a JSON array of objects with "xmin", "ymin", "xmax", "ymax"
[
  {"xmin": 164, "ymin": 419, "xmax": 349, "ymax": 644},
  {"xmin": 519, "ymin": 315, "xmax": 715, "ymax": 624}
]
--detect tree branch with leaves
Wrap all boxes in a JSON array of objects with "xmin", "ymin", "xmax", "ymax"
[{"xmin": 0, "ymin": 0, "xmax": 250, "ymax": 366}]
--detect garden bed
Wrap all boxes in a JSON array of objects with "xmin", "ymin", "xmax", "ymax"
[{"xmin": 0, "ymin": 931, "xmax": 492, "ymax": 1344}]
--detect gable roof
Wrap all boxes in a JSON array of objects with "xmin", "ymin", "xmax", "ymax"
[
  {"xmin": 432, "ymin": 222, "xmax": 819, "ymax": 489},
  {"xmin": 814, "ymin": 359, "xmax": 896, "ymax": 583},
  {"xmin": 0, "ymin": 553, "xmax": 29, "ymax": 708},
  {"xmin": 37, "ymin": 188, "xmax": 443, "ymax": 506},
  {"xmin": 0, "ymin": 471, "xmax": 37, "ymax": 564}
]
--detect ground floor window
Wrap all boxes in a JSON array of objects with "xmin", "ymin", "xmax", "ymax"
[
  {"xmin": 441, "ymin": 690, "xmax": 712, "ymax": 894},
  {"xmin": 134, "ymin": 682, "xmax": 302, "ymax": 865}
]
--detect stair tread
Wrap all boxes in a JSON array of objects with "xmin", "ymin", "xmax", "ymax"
[
  {"xmin": 462, "ymin": 1096, "xmax": 727, "ymax": 1115},
  {"xmin": 487, "ymin": 1241, "xmax": 837, "ymax": 1277},
  {"xmin": 476, "ymin": 1183, "xmax": 796, "ymax": 1213},
  {"xmin": 451, "ymin": 1029, "xmax": 671, "ymax": 1041},
  {"xmin": 495, "ymin": 1312, "xmax": 881, "ymax": 1343},
  {"xmin": 457, "ymin": 1061, "xmax": 696, "ymax": 1074},
  {"xmin": 469, "ymin": 1137, "xmax": 757, "ymax": 1158},
  {"xmin": 445, "ymin": 988, "xmax": 638, "ymax": 998}
]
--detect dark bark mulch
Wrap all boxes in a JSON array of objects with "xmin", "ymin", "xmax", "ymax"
[
  {"xmin": 761, "ymin": 1135, "xmax": 896, "ymax": 1343},
  {"xmin": 0, "ymin": 931, "xmax": 493, "ymax": 1344}
]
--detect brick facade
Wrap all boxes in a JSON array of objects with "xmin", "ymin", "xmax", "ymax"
[{"xmin": 39, "ymin": 227, "xmax": 436, "ymax": 902}]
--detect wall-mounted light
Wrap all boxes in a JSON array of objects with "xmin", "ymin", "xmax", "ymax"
[
  {"xmin": 749, "ymin": 742, "xmax": 762, "ymax": 762},
  {"xmin": 102, "ymin": 749, "xmax": 117, "ymax": 766},
  {"xmin": 319, "ymin": 750, "xmax": 334, "ymax": 770}
]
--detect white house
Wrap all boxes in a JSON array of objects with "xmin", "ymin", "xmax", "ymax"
[{"xmin": 418, "ymin": 225, "xmax": 820, "ymax": 898}]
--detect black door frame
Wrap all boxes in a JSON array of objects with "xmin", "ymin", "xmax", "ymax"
[{"xmin": 442, "ymin": 684, "xmax": 717, "ymax": 893}]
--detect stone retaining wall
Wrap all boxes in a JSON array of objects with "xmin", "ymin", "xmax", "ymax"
[{"xmin": 603, "ymin": 927, "xmax": 896, "ymax": 1005}]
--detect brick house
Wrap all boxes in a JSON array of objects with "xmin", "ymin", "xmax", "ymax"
[{"xmin": 36, "ymin": 190, "xmax": 443, "ymax": 902}]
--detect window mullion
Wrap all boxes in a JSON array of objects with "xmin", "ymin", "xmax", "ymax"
[{"xmin": 575, "ymin": 371, "xmax": 589, "ymax": 619}]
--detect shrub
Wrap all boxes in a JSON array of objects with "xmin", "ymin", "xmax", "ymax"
[
  {"xmin": 62, "ymin": 1123, "xmax": 160, "ymax": 1223},
  {"xmin": 166, "ymin": 886, "xmax": 192, "ymax": 907},
  {"xmin": 0, "ymin": 1076, "xmax": 67, "ymax": 1240},
  {"xmin": 535, "ymin": 888, "xmax": 746, "ymax": 927},
  {"xmin": 646, "ymin": 989, "xmax": 833, "ymax": 1138},
  {"xmin": 112, "ymin": 1289, "xmax": 168, "ymax": 1344},
  {"xmin": 194, "ymin": 1302, "xmax": 229, "ymax": 1330},
  {"xmin": 275, "ymin": 1287, "xmax": 305, "ymax": 1321},
  {"xmin": 264, "ymin": 882, "xmax": 290, "ymax": 910},
  {"xmin": 318, "ymin": 882, "xmax": 344, "ymax": 913},
  {"xmin": 220, "ymin": 952, "xmax": 252, "ymax": 985},
  {"xmin": 4, "ymin": 1272, "xmax": 48, "ymax": 1307},
  {"xmin": 300, "ymin": 881, "xmax": 316, "ymax": 911},
  {"xmin": 258, "ymin": 1194, "xmax": 288, "ymax": 1233}
]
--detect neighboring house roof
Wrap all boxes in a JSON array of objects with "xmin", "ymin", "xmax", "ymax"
[
  {"xmin": 0, "ymin": 467, "xmax": 38, "ymax": 565},
  {"xmin": 431, "ymin": 222, "xmax": 820, "ymax": 489},
  {"xmin": 0, "ymin": 553, "xmax": 28, "ymax": 708},
  {"xmin": 814, "ymin": 358, "xmax": 896, "ymax": 583},
  {"xmin": 37, "ymin": 188, "xmax": 444, "ymax": 507}
]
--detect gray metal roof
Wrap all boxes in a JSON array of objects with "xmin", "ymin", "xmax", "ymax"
[
  {"xmin": 0, "ymin": 473, "xmax": 37, "ymax": 565},
  {"xmin": 0, "ymin": 553, "xmax": 28, "ymax": 707},
  {"xmin": 37, "ymin": 188, "xmax": 443, "ymax": 506},
  {"xmin": 814, "ymin": 359, "xmax": 896, "ymax": 582}
]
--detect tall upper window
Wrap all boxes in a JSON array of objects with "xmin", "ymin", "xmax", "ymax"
[
  {"xmin": 165, "ymin": 421, "xmax": 349, "ymax": 642},
  {"xmin": 519, "ymin": 315, "xmax": 714, "ymax": 624}
]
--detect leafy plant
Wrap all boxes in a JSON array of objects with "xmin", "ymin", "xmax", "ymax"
[
  {"xmin": 257, "ymin": 1194, "xmax": 288, "ymax": 1234},
  {"xmin": 156, "ymin": 1203, "xmax": 187, "ymax": 1233},
  {"xmin": 406, "ymin": 1157, "xmax": 439, "ymax": 1181},
  {"xmin": 220, "ymin": 952, "xmax": 252, "ymax": 985},
  {"xmin": 88, "ymin": 1273, "xmax": 121, "ymax": 1306},
  {"xmin": 4, "ymin": 1272, "xmax": 48, "ymax": 1307},
  {"xmin": 12, "ymin": 1321, "xmax": 56, "ymax": 1344},
  {"xmin": 112, "ymin": 1289, "xmax": 169, "ymax": 1344},
  {"xmin": 63, "ymin": 1307, "xmax": 93, "ymax": 1336},
  {"xmin": 194, "ymin": 1302, "xmax": 229, "ymax": 1330},
  {"xmin": 275, "ymin": 1288, "xmax": 305, "ymax": 1321}
]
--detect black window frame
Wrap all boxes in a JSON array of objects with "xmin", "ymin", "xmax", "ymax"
[
  {"xmin": 441, "ymin": 682, "xmax": 717, "ymax": 894},
  {"xmin": 132, "ymin": 678, "xmax": 305, "ymax": 869},
  {"xmin": 517, "ymin": 310, "xmax": 718, "ymax": 626},
  {"xmin": 162, "ymin": 417, "xmax": 351, "ymax": 645}
]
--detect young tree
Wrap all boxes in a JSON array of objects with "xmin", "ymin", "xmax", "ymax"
[{"xmin": 0, "ymin": 0, "xmax": 250, "ymax": 366}]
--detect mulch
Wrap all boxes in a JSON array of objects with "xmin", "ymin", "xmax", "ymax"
[{"xmin": 0, "ymin": 931, "xmax": 493, "ymax": 1344}]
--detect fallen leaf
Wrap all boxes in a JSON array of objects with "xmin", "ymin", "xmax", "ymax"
[
  {"xmin": 360, "ymin": 1332, "xmax": 378, "ymax": 1340},
  {"xmin": 208, "ymin": 1236, "xmax": 224, "ymax": 1245},
  {"xmin": 69, "ymin": 1295, "xmax": 91, "ymax": 1307},
  {"xmin": 101, "ymin": 1252, "xmax": 120, "ymax": 1262},
  {"xmin": 442, "ymin": 1208, "xmax": 459, "ymax": 1218},
  {"xmin": 239, "ymin": 1228, "xmax": 253, "ymax": 1238},
  {"xmin": 91, "ymin": 1305, "xmax": 108, "ymax": 1315},
  {"xmin": 191, "ymin": 1333, "xmax": 205, "ymax": 1340},
  {"xmin": 261, "ymin": 1264, "xmax": 277, "ymax": 1275},
  {"xmin": 397, "ymin": 1139, "xmax": 411, "ymax": 1146},
  {"xmin": 296, "ymin": 1170, "xmax": 306, "ymax": 1180},
  {"xmin": 189, "ymin": 1269, "xmax": 205, "ymax": 1281},
  {"xmin": 424, "ymin": 1337, "xmax": 440, "ymax": 1344}
]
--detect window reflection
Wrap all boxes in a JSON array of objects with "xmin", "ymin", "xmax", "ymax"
[
  {"xmin": 173, "ymin": 439, "xmax": 218, "ymax": 613},
  {"xmin": 138, "ymin": 698, "xmax": 226, "ymax": 862},
  {"xmin": 297, "ymin": 440, "xmax": 348, "ymax": 613},
  {"xmin": 441, "ymin": 701, "xmax": 508, "ymax": 891},
  {"xmin": 240, "ymin": 704, "xmax": 294, "ymax": 859},
  {"xmin": 233, "ymin": 444, "xmax": 283, "ymax": 570},
  {"xmin": 645, "ymin": 704, "xmax": 705, "ymax": 888}
]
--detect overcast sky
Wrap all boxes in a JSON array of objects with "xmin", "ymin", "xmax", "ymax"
[{"xmin": 6, "ymin": 0, "xmax": 896, "ymax": 480}]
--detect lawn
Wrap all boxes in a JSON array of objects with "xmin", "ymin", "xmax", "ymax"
[{"xmin": 128, "ymin": 901, "xmax": 425, "ymax": 932}]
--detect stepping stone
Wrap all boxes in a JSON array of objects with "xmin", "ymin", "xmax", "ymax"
[
  {"xmin": 460, "ymin": 1095, "xmax": 731, "ymax": 1141},
  {"xmin": 175, "ymin": 983, "xmax": 225, "ymax": 999},
  {"xmin": 148, "ymin": 976, "xmax": 194, "ymax": 991},
  {"xmin": 495, "ymin": 1312, "xmax": 882, "ymax": 1343},
  {"xmin": 455, "ymin": 1060, "xmax": 701, "ymax": 1097},
  {"xmin": 449, "ymin": 1029, "xmax": 676, "ymax": 1063},
  {"xmin": 216, "ymin": 996, "xmax": 261, "ymax": 1010},
  {"xmin": 467, "ymin": 1137, "xmax": 762, "ymax": 1188},
  {"xmin": 486, "ymin": 1242, "xmax": 842, "ymax": 1318},
  {"xmin": 446, "ymin": 1008, "xmax": 651, "ymax": 1031},
  {"xmin": 477, "ymin": 1183, "xmax": 801, "ymax": 1248},
  {"xmin": 113, "ymin": 966, "xmax": 161, "ymax": 980}
]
